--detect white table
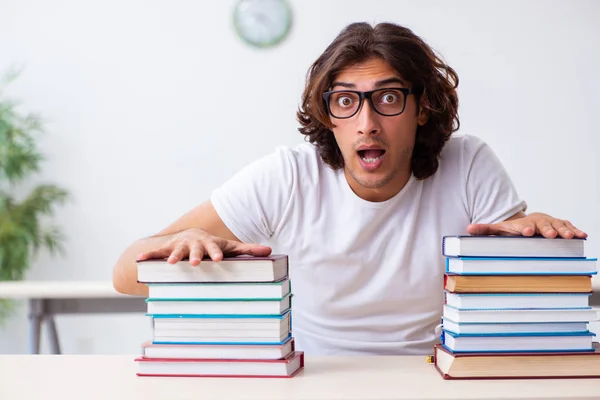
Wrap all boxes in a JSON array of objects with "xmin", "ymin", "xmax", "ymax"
[
  {"xmin": 0, "ymin": 281, "xmax": 146, "ymax": 354},
  {"xmin": 0, "ymin": 355, "xmax": 598, "ymax": 400}
]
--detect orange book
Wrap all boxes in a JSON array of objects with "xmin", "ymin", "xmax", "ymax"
[{"xmin": 444, "ymin": 274, "xmax": 592, "ymax": 293}]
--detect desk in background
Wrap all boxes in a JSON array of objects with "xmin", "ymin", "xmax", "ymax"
[{"xmin": 0, "ymin": 281, "xmax": 146, "ymax": 354}]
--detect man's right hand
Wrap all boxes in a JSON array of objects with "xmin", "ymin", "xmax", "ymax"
[
  {"xmin": 136, "ymin": 228, "xmax": 272, "ymax": 266},
  {"xmin": 113, "ymin": 201, "xmax": 264, "ymax": 295}
]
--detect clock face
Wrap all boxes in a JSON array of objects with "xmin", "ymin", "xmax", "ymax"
[{"xmin": 233, "ymin": 0, "xmax": 292, "ymax": 48}]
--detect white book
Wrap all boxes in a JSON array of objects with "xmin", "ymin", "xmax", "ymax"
[
  {"xmin": 137, "ymin": 255, "xmax": 288, "ymax": 283},
  {"xmin": 445, "ymin": 292, "xmax": 590, "ymax": 310},
  {"xmin": 147, "ymin": 279, "xmax": 291, "ymax": 299},
  {"xmin": 446, "ymin": 257, "xmax": 597, "ymax": 275},
  {"xmin": 146, "ymin": 293, "xmax": 291, "ymax": 315},
  {"xmin": 443, "ymin": 304, "xmax": 600, "ymax": 324},
  {"xmin": 441, "ymin": 319, "xmax": 589, "ymax": 335},
  {"xmin": 152, "ymin": 314, "xmax": 291, "ymax": 343},
  {"xmin": 442, "ymin": 235, "xmax": 586, "ymax": 258},
  {"xmin": 443, "ymin": 331, "xmax": 595, "ymax": 352},
  {"xmin": 141, "ymin": 337, "xmax": 296, "ymax": 360}
]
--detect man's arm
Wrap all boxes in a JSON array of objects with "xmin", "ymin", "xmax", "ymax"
[
  {"xmin": 459, "ymin": 136, "xmax": 587, "ymax": 239},
  {"xmin": 112, "ymin": 201, "xmax": 271, "ymax": 296},
  {"xmin": 115, "ymin": 145, "xmax": 297, "ymax": 296}
]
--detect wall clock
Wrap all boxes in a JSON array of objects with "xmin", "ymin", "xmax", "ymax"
[{"xmin": 233, "ymin": 0, "xmax": 292, "ymax": 48}]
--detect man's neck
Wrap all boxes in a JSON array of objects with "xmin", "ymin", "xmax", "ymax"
[{"xmin": 344, "ymin": 168, "xmax": 412, "ymax": 203}]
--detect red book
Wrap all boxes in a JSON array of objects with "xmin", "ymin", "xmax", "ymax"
[
  {"xmin": 135, "ymin": 351, "xmax": 304, "ymax": 378},
  {"xmin": 433, "ymin": 343, "xmax": 600, "ymax": 380}
]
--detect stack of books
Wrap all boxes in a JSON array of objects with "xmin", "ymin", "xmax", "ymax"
[
  {"xmin": 133, "ymin": 254, "xmax": 304, "ymax": 378},
  {"xmin": 434, "ymin": 235, "xmax": 600, "ymax": 379}
]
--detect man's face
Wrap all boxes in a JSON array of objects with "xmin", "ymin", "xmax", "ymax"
[{"xmin": 328, "ymin": 57, "xmax": 426, "ymax": 202}]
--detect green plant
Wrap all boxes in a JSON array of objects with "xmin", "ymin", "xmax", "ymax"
[{"xmin": 0, "ymin": 69, "xmax": 69, "ymax": 319}]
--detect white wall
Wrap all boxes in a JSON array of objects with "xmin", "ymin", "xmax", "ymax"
[{"xmin": 0, "ymin": 0, "xmax": 598, "ymax": 353}]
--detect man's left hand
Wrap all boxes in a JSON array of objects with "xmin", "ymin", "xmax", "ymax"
[{"xmin": 467, "ymin": 212, "xmax": 588, "ymax": 239}]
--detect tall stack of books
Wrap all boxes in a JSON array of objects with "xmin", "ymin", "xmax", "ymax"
[
  {"xmin": 434, "ymin": 235, "xmax": 600, "ymax": 379},
  {"xmin": 133, "ymin": 254, "xmax": 304, "ymax": 378}
]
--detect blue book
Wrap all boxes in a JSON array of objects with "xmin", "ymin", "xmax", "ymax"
[
  {"xmin": 152, "ymin": 333, "xmax": 293, "ymax": 346},
  {"xmin": 445, "ymin": 256, "xmax": 597, "ymax": 275},
  {"xmin": 441, "ymin": 330, "xmax": 596, "ymax": 353},
  {"xmin": 149, "ymin": 310, "xmax": 293, "ymax": 345},
  {"xmin": 441, "ymin": 318, "xmax": 589, "ymax": 335}
]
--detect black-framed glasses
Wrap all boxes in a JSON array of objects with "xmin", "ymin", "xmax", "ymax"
[{"xmin": 322, "ymin": 87, "xmax": 423, "ymax": 119}]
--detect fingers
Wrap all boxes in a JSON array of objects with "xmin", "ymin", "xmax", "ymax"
[
  {"xmin": 466, "ymin": 223, "xmax": 497, "ymax": 236},
  {"xmin": 139, "ymin": 233, "xmax": 273, "ymax": 268},
  {"xmin": 549, "ymin": 219, "xmax": 573, "ymax": 239},
  {"xmin": 467, "ymin": 222, "xmax": 520, "ymax": 236},
  {"xmin": 221, "ymin": 239, "xmax": 272, "ymax": 257},
  {"xmin": 245, "ymin": 243, "xmax": 273, "ymax": 256},
  {"xmin": 550, "ymin": 219, "xmax": 587, "ymax": 239},
  {"xmin": 137, "ymin": 247, "xmax": 171, "ymax": 261},
  {"xmin": 467, "ymin": 216, "xmax": 588, "ymax": 240},
  {"xmin": 467, "ymin": 219, "xmax": 543, "ymax": 237},
  {"xmin": 536, "ymin": 220, "xmax": 557, "ymax": 238},
  {"xmin": 168, "ymin": 242, "xmax": 189, "ymax": 264},
  {"xmin": 188, "ymin": 242, "xmax": 206, "ymax": 266},
  {"xmin": 520, "ymin": 221, "xmax": 536, "ymax": 237},
  {"xmin": 168, "ymin": 240, "xmax": 221, "ymax": 265},
  {"xmin": 204, "ymin": 241, "xmax": 224, "ymax": 262},
  {"xmin": 564, "ymin": 220, "xmax": 588, "ymax": 239}
]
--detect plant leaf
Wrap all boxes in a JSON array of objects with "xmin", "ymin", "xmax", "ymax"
[
  {"xmin": 0, "ymin": 68, "xmax": 70, "ymax": 325},
  {"xmin": 8, "ymin": 185, "xmax": 69, "ymax": 253}
]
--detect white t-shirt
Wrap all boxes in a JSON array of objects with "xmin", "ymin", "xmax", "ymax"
[{"xmin": 210, "ymin": 133, "xmax": 527, "ymax": 356}]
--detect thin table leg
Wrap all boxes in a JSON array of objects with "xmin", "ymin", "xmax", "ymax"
[
  {"xmin": 28, "ymin": 299, "xmax": 43, "ymax": 354},
  {"xmin": 47, "ymin": 314, "xmax": 61, "ymax": 354}
]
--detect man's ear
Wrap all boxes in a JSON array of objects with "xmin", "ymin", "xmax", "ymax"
[{"xmin": 417, "ymin": 101, "xmax": 429, "ymax": 126}]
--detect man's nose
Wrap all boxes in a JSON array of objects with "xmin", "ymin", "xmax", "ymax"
[{"xmin": 356, "ymin": 99, "xmax": 381, "ymax": 136}]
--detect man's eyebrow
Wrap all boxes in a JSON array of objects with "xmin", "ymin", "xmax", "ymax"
[
  {"xmin": 330, "ymin": 77, "xmax": 406, "ymax": 90},
  {"xmin": 374, "ymin": 77, "xmax": 405, "ymax": 87},
  {"xmin": 330, "ymin": 81, "xmax": 356, "ymax": 89}
]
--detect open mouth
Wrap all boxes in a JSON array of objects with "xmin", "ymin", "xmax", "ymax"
[{"xmin": 357, "ymin": 149, "xmax": 386, "ymax": 163}]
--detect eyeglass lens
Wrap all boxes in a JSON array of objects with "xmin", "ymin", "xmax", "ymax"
[{"xmin": 328, "ymin": 89, "xmax": 406, "ymax": 118}]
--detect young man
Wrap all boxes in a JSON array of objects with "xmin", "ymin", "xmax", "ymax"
[{"xmin": 113, "ymin": 22, "xmax": 586, "ymax": 356}]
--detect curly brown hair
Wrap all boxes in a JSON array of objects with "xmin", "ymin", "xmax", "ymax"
[{"xmin": 297, "ymin": 22, "xmax": 460, "ymax": 180}]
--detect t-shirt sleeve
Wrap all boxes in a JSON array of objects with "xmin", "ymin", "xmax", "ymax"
[
  {"xmin": 210, "ymin": 146, "xmax": 296, "ymax": 244},
  {"xmin": 462, "ymin": 135, "xmax": 528, "ymax": 224}
]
